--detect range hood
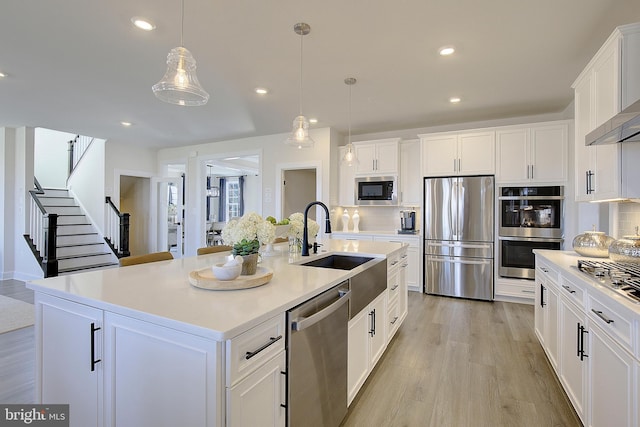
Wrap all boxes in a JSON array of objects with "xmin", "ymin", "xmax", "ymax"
[{"xmin": 586, "ymin": 98, "xmax": 640, "ymax": 145}]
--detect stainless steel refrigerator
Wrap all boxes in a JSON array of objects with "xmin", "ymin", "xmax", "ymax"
[{"xmin": 423, "ymin": 175, "xmax": 494, "ymax": 300}]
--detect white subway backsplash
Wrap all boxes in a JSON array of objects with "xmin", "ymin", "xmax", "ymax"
[
  {"xmin": 617, "ymin": 202, "xmax": 640, "ymax": 237},
  {"xmin": 333, "ymin": 206, "xmax": 421, "ymax": 232}
]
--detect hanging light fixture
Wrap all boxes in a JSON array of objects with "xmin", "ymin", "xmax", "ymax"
[
  {"xmin": 342, "ymin": 77, "xmax": 358, "ymax": 166},
  {"xmin": 152, "ymin": 0, "xmax": 209, "ymax": 106},
  {"xmin": 285, "ymin": 23, "xmax": 314, "ymax": 148}
]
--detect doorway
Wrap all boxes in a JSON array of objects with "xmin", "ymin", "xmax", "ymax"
[
  {"xmin": 282, "ymin": 168, "xmax": 318, "ymax": 219},
  {"xmin": 154, "ymin": 176, "xmax": 185, "ymax": 258},
  {"xmin": 119, "ymin": 175, "xmax": 151, "ymax": 256}
]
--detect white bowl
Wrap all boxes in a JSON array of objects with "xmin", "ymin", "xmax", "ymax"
[{"xmin": 211, "ymin": 263, "xmax": 242, "ymax": 281}]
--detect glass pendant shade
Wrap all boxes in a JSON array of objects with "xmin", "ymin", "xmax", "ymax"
[
  {"xmin": 286, "ymin": 115, "xmax": 315, "ymax": 148},
  {"xmin": 342, "ymin": 143, "xmax": 358, "ymax": 167},
  {"xmin": 152, "ymin": 46, "xmax": 209, "ymax": 106}
]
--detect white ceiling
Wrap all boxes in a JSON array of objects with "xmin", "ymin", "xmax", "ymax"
[{"xmin": 1, "ymin": 0, "xmax": 640, "ymax": 149}]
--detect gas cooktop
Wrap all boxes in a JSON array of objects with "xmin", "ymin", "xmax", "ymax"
[{"xmin": 577, "ymin": 259, "xmax": 640, "ymax": 304}]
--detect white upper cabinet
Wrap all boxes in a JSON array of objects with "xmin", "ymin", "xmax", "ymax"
[
  {"xmin": 420, "ymin": 130, "xmax": 495, "ymax": 177},
  {"xmin": 399, "ymin": 139, "xmax": 421, "ymax": 206},
  {"xmin": 573, "ymin": 23, "xmax": 640, "ymax": 201},
  {"xmin": 496, "ymin": 122, "xmax": 568, "ymax": 184},
  {"xmin": 353, "ymin": 138, "xmax": 399, "ymax": 176}
]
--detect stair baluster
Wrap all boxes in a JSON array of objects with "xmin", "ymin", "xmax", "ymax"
[
  {"xmin": 105, "ymin": 197, "xmax": 130, "ymax": 258},
  {"xmin": 24, "ymin": 185, "xmax": 59, "ymax": 277}
]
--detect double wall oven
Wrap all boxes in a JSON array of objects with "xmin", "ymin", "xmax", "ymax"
[{"xmin": 498, "ymin": 186, "xmax": 564, "ymax": 279}]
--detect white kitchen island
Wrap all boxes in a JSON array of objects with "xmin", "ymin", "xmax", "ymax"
[{"xmin": 27, "ymin": 239, "xmax": 405, "ymax": 427}]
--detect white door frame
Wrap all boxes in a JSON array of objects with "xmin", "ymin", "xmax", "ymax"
[
  {"xmin": 275, "ymin": 160, "xmax": 322, "ymax": 221},
  {"xmin": 151, "ymin": 176, "xmax": 184, "ymax": 257}
]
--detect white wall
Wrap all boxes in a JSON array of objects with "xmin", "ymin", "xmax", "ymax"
[
  {"xmin": 67, "ymin": 139, "xmax": 106, "ymax": 233},
  {"xmin": 157, "ymin": 127, "xmax": 333, "ymax": 255},
  {"xmin": 34, "ymin": 128, "xmax": 74, "ymax": 188},
  {"xmin": 0, "ymin": 128, "xmax": 16, "ymax": 279}
]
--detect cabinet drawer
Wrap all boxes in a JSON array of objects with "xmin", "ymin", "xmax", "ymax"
[
  {"xmin": 558, "ymin": 277, "xmax": 585, "ymax": 309},
  {"xmin": 495, "ymin": 281, "xmax": 535, "ymax": 298},
  {"xmin": 387, "ymin": 270, "xmax": 400, "ymax": 304},
  {"xmin": 587, "ymin": 294, "xmax": 634, "ymax": 354},
  {"xmin": 226, "ymin": 314, "xmax": 285, "ymax": 387},
  {"xmin": 387, "ymin": 299, "xmax": 400, "ymax": 340}
]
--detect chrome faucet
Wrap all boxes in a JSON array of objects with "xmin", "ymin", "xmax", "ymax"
[{"xmin": 302, "ymin": 201, "xmax": 332, "ymax": 256}]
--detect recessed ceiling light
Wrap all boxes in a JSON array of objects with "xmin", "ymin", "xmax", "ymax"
[
  {"xmin": 439, "ymin": 46, "xmax": 455, "ymax": 56},
  {"xmin": 449, "ymin": 97, "xmax": 461, "ymax": 103},
  {"xmin": 121, "ymin": 121, "xmax": 133, "ymax": 127},
  {"xmin": 0, "ymin": 72, "xmax": 7, "ymax": 78},
  {"xmin": 255, "ymin": 88, "xmax": 268, "ymax": 95},
  {"xmin": 131, "ymin": 17, "xmax": 156, "ymax": 31},
  {"xmin": 309, "ymin": 118, "xmax": 318, "ymax": 124}
]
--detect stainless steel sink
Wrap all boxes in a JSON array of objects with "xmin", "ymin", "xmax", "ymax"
[
  {"xmin": 300, "ymin": 254, "xmax": 374, "ymax": 270},
  {"xmin": 301, "ymin": 255, "xmax": 387, "ymax": 319}
]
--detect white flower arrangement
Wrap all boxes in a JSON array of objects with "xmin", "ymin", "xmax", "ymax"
[
  {"xmin": 221, "ymin": 212, "xmax": 276, "ymax": 255},
  {"xmin": 286, "ymin": 212, "xmax": 320, "ymax": 240}
]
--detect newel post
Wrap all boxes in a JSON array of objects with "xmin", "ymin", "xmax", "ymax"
[
  {"xmin": 120, "ymin": 213, "xmax": 130, "ymax": 257},
  {"xmin": 43, "ymin": 213, "xmax": 59, "ymax": 277}
]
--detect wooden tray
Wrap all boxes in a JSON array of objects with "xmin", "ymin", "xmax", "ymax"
[{"xmin": 189, "ymin": 266, "xmax": 273, "ymax": 290}]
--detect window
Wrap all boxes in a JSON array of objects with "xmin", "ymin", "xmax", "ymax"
[{"xmin": 226, "ymin": 178, "xmax": 240, "ymax": 219}]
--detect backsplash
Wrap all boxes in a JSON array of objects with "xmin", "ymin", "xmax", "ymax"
[
  {"xmin": 332, "ymin": 206, "xmax": 421, "ymax": 232},
  {"xmin": 616, "ymin": 202, "xmax": 640, "ymax": 237}
]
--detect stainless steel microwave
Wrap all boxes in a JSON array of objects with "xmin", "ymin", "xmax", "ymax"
[{"xmin": 355, "ymin": 176, "xmax": 397, "ymax": 205}]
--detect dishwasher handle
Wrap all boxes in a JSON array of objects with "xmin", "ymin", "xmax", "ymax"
[{"xmin": 291, "ymin": 290, "xmax": 351, "ymax": 332}]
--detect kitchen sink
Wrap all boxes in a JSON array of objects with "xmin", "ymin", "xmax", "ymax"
[{"xmin": 300, "ymin": 255, "xmax": 374, "ymax": 270}]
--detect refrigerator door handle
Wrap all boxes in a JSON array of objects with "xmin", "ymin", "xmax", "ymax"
[
  {"xmin": 451, "ymin": 181, "xmax": 458, "ymax": 239},
  {"xmin": 428, "ymin": 241, "xmax": 492, "ymax": 250},
  {"xmin": 428, "ymin": 255, "xmax": 492, "ymax": 265}
]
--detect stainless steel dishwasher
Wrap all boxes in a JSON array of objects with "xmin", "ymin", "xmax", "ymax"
[{"xmin": 286, "ymin": 281, "xmax": 350, "ymax": 427}]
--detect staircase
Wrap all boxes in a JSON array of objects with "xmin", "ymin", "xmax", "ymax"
[{"xmin": 36, "ymin": 188, "xmax": 119, "ymax": 275}]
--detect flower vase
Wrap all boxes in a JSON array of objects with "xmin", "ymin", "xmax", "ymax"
[
  {"xmin": 342, "ymin": 209, "xmax": 350, "ymax": 232},
  {"xmin": 240, "ymin": 253, "xmax": 259, "ymax": 275},
  {"xmin": 288, "ymin": 237, "xmax": 302, "ymax": 254},
  {"xmin": 352, "ymin": 209, "xmax": 360, "ymax": 232}
]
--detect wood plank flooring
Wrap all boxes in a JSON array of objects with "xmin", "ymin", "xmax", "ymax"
[
  {"xmin": 341, "ymin": 293, "xmax": 581, "ymax": 427},
  {"xmin": 0, "ymin": 280, "xmax": 580, "ymax": 426},
  {"xmin": 0, "ymin": 279, "xmax": 35, "ymax": 403}
]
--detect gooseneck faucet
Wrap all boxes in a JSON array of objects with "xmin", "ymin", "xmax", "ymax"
[{"xmin": 302, "ymin": 201, "xmax": 332, "ymax": 256}]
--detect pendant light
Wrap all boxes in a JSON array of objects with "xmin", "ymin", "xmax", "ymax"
[
  {"xmin": 152, "ymin": 0, "xmax": 209, "ymax": 106},
  {"xmin": 342, "ymin": 77, "xmax": 358, "ymax": 166},
  {"xmin": 285, "ymin": 23, "xmax": 314, "ymax": 148}
]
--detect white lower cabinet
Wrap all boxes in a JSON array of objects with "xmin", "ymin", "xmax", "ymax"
[
  {"xmin": 104, "ymin": 313, "xmax": 220, "ymax": 427},
  {"xmin": 533, "ymin": 264, "xmax": 559, "ymax": 371},
  {"xmin": 347, "ymin": 290, "xmax": 387, "ymax": 405},
  {"xmin": 38, "ymin": 295, "xmax": 103, "ymax": 427},
  {"xmin": 588, "ymin": 322, "xmax": 636, "ymax": 427},
  {"xmin": 227, "ymin": 351, "xmax": 286, "ymax": 427},
  {"xmin": 559, "ymin": 296, "xmax": 587, "ymax": 422}
]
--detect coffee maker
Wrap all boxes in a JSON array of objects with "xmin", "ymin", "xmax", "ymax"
[{"xmin": 399, "ymin": 210, "xmax": 416, "ymax": 234}]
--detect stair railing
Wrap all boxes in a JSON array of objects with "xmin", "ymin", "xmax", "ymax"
[
  {"xmin": 24, "ymin": 181, "xmax": 59, "ymax": 277},
  {"xmin": 105, "ymin": 197, "xmax": 130, "ymax": 258},
  {"xmin": 68, "ymin": 135, "xmax": 94, "ymax": 176}
]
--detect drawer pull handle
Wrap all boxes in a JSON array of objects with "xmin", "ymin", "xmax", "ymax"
[
  {"xmin": 390, "ymin": 261, "xmax": 399, "ymax": 266},
  {"xmin": 390, "ymin": 284, "xmax": 399, "ymax": 291},
  {"xmin": 521, "ymin": 289, "xmax": 535, "ymax": 294},
  {"xmin": 245, "ymin": 335, "xmax": 283, "ymax": 360},
  {"xmin": 591, "ymin": 309, "xmax": 614, "ymax": 324},
  {"xmin": 390, "ymin": 316, "xmax": 399, "ymax": 325},
  {"xmin": 562, "ymin": 285, "xmax": 576, "ymax": 294},
  {"xmin": 541, "ymin": 267, "xmax": 549, "ymax": 273}
]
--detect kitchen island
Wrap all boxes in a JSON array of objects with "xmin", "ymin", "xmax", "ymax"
[{"xmin": 27, "ymin": 239, "xmax": 405, "ymax": 427}]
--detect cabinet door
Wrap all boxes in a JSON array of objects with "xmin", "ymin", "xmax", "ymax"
[
  {"xmin": 594, "ymin": 144, "xmax": 621, "ymax": 200},
  {"xmin": 369, "ymin": 291, "xmax": 388, "ymax": 368},
  {"xmin": 400, "ymin": 139, "xmax": 421, "ymax": 205},
  {"xmin": 531, "ymin": 124, "xmax": 568, "ymax": 183},
  {"xmin": 227, "ymin": 352, "xmax": 286, "ymax": 427},
  {"xmin": 354, "ymin": 144, "xmax": 376, "ymax": 175},
  {"xmin": 559, "ymin": 299, "xmax": 587, "ymax": 422},
  {"xmin": 375, "ymin": 141, "xmax": 399, "ymax": 174},
  {"xmin": 457, "ymin": 131, "xmax": 495, "ymax": 175},
  {"xmin": 37, "ymin": 295, "xmax": 103, "ymax": 427},
  {"xmin": 339, "ymin": 146, "xmax": 355, "ymax": 206},
  {"xmin": 421, "ymin": 135, "xmax": 457, "ymax": 176},
  {"xmin": 104, "ymin": 313, "xmax": 219, "ymax": 427},
  {"xmin": 544, "ymin": 284, "xmax": 560, "ymax": 370},
  {"xmin": 347, "ymin": 308, "xmax": 369, "ymax": 405},
  {"xmin": 574, "ymin": 75, "xmax": 595, "ymax": 201},
  {"xmin": 496, "ymin": 128, "xmax": 529, "ymax": 182},
  {"xmin": 588, "ymin": 323, "xmax": 636, "ymax": 427},
  {"xmin": 592, "ymin": 40, "xmax": 620, "ymax": 128}
]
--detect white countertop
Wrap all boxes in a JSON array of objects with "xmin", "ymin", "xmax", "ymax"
[
  {"xmin": 27, "ymin": 239, "xmax": 403, "ymax": 341},
  {"xmin": 535, "ymin": 250, "xmax": 640, "ymax": 315}
]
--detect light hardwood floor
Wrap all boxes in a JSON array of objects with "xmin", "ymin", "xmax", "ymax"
[
  {"xmin": 0, "ymin": 281, "xmax": 579, "ymax": 426},
  {"xmin": 342, "ymin": 293, "xmax": 581, "ymax": 427}
]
